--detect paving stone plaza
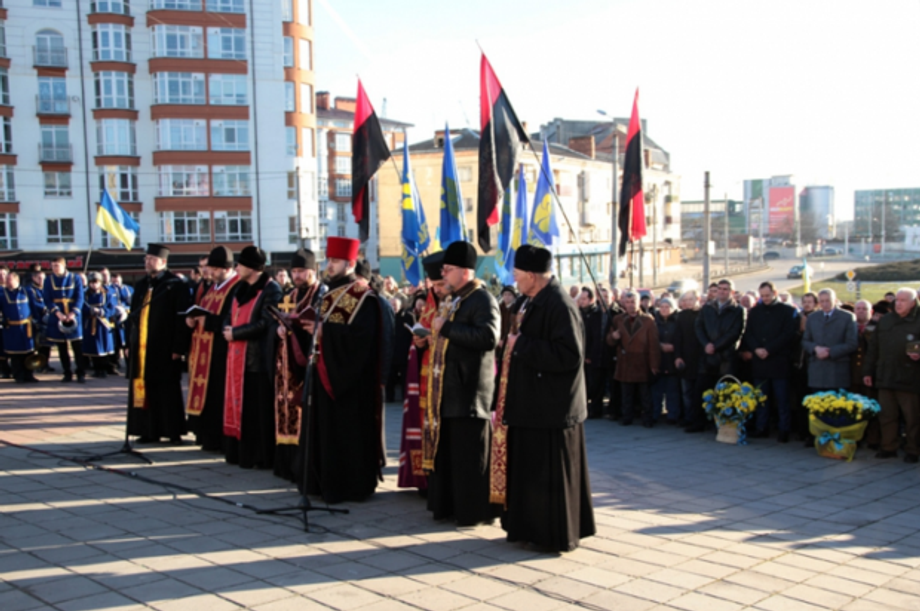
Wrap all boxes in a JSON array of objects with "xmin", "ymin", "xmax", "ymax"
[{"xmin": 2, "ymin": 374, "xmax": 919, "ymax": 611}]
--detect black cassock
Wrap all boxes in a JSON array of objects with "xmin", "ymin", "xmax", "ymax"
[
  {"xmin": 302, "ymin": 275, "xmax": 381, "ymax": 504},
  {"xmin": 126, "ymin": 270, "xmax": 190, "ymax": 440}
]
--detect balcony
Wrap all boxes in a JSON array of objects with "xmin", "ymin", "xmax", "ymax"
[
  {"xmin": 149, "ymin": 0, "xmax": 199, "ymax": 10},
  {"xmin": 36, "ymin": 95, "xmax": 70, "ymax": 116},
  {"xmin": 33, "ymin": 46, "xmax": 68, "ymax": 68},
  {"xmin": 90, "ymin": 1, "xmax": 131, "ymax": 15},
  {"xmin": 39, "ymin": 143, "xmax": 72, "ymax": 162}
]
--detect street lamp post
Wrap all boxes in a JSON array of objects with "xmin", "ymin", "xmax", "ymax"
[{"xmin": 598, "ymin": 110, "xmax": 619, "ymax": 288}]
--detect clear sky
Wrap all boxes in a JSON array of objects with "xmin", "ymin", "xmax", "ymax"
[{"xmin": 313, "ymin": 0, "xmax": 920, "ymax": 220}]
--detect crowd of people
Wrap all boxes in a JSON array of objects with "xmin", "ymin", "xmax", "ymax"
[
  {"xmin": 563, "ymin": 278, "xmax": 920, "ymax": 464},
  {"xmin": 3, "ymin": 243, "xmax": 919, "ymax": 552}
]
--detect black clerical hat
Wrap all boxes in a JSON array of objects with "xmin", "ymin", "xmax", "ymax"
[
  {"xmin": 237, "ymin": 246, "xmax": 266, "ymax": 271},
  {"xmin": 291, "ymin": 248, "xmax": 316, "ymax": 270},
  {"xmin": 146, "ymin": 243, "xmax": 170, "ymax": 259},
  {"xmin": 514, "ymin": 245, "xmax": 552, "ymax": 273},
  {"xmin": 443, "ymin": 241, "xmax": 477, "ymax": 270},
  {"xmin": 423, "ymin": 251, "xmax": 445, "ymax": 280},
  {"xmin": 207, "ymin": 246, "xmax": 234, "ymax": 269}
]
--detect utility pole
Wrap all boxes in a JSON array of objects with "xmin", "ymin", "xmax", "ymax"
[
  {"xmin": 746, "ymin": 195, "xmax": 753, "ymax": 268},
  {"xmin": 703, "ymin": 172, "xmax": 711, "ymax": 289},
  {"xmin": 881, "ymin": 191, "xmax": 887, "ymax": 255},
  {"xmin": 652, "ymin": 184, "xmax": 659, "ymax": 286},
  {"xmin": 295, "ymin": 163, "xmax": 305, "ymax": 248},
  {"xmin": 724, "ymin": 192, "xmax": 730, "ymax": 274},
  {"xmin": 609, "ymin": 133, "xmax": 619, "ymax": 288}
]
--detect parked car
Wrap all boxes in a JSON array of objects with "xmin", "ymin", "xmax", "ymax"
[
  {"xmin": 667, "ymin": 278, "xmax": 700, "ymax": 296},
  {"xmin": 823, "ymin": 247, "xmax": 841, "ymax": 256},
  {"xmin": 787, "ymin": 264, "xmax": 815, "ymax": 279},
  {"xmin": 763, "ymin": 251, "xmax": 781, "ymax": 261}
]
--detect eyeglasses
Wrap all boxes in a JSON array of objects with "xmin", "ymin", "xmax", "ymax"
[{"xmin": 441, "ymin": 265, "xmax": 459, "ymax": 274}]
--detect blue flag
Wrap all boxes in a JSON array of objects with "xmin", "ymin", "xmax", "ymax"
[
  {"xmin": 494, "ymin": 188, "xmax": 514, "ymax": 284},
  {"xmin": 96, "ymin": 187, "xmax": 139, "ymax": 250},
  {"xmin": 529, "ymin": 140, "xmax": 561, "ymax": 249},
  {"xmin": 400, "ymin": 140, "xmax": 430, "ymax": 285},
  {"xmin": 503, "ymin": 164, "xmax": 529, "ymax": 277},
  {"xmin": 439, "ymin": 124, "xmax": 468, "ymax": 247}
]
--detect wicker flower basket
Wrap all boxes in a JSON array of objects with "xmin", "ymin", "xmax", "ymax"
[{"xmin": 716, "ymin": 422, "xmax": 740, "ymax": 444}]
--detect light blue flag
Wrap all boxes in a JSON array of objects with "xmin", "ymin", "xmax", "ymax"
[
  {"xmin": 504, "ymin": 164, "xmax": 529, "ymax": 277},
  {"xmin": 494, "ymin": 188, "xmax": 514, "ymax": 284},
  {"xmin": 400, "ymin": 140, "xmax": 430, "ymax": 285},
  {"xmin": 529, "ymin": 140, "xmax": 561, "ymax": 249},
  {"xmin": 439, "ymin": 124, "xmax": 468, "ymax": 246}
]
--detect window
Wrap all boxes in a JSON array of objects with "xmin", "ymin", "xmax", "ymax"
[
  {"xmin": 297, "ymin": 0, "xmax": 310, "ymax": 24},
  {"xmin": 37, "ymin": 77, "xmax": 68, "ymax": 114},
  {"xmin": 336, "ymin": 203, "xmax": 346, "ymax": 222},
  {"xmin": 102, "ymin": 212, "xmax": 139, "ymax": 248},
  {"xmin": 0, "ymin": 69, "xmax": 8, "ymax": 105},
  {"xmin": 208, "ymin": 74, "xmax": 246, "ymax": 105},
  {"xmin": 160, "ymin": 211, "xmax": 210, "ymax": 242},
  {"xmin": 91, "ymin": 1, "xmax": 130, "ymax": 15},
  {"xmin": 94, "ymin": 72, "xmax": 134, "ymax": 109},
  {"xmin": 35, "ymin": 30, "xmax": 66, "ymax": 66},
  {"xmin": 0, "ymin": 118, "xmax": 10, "ymax": 154},
  {"xmin": 301, "ymin": 127, "xmax": 314, "ymax": 157},
  {"xmin": 463, "ymin": 197, "xmax": 473, "ymax": 212},
  {"xmin": 34, "ymin": 0, "xmax": 63, "ymax": 7},
  {"xmin": 212, "ymin": 166, "xmax": 250, "ymax": 196},
  {"xmin": 334, "ymin": 132, "xmax": 351, "ymax": 153},
  {"xmin": 282, "ymin": 37, "xmax": 294, "ymax": 67},
  {"xmin": 0, "ymin": 214, "xmax": 17, "ymax": 250},
  {"xmin": 300, "ymin": 83, "xmax": 312, "ymax": 113},
  {"xmin": 47, "ymin": 219, "xmax": 75, "ymax": 244},
  {"xmin": 44, "ymin": 172, "xmax": 72, "ymax": 198},
  {"xmin": 458, "ymin": 166, "xmax": 473, "ymax": 182},
  {"xmin": 40, "ymin": 125, "xmax": 70, "ymax": 162},
  {"xmin": 0, "ymin": 22, "xmax": 7, "ymax": 58},
  {"xmin": 318, "ymin": 176, "xmax": 328, "ymax": 199},
  {"xmin": 210, "ymin": 120, "xmax": 248, "ymax": 151},
  {"xmin": 288, "ymin": 216, "xmax": 299, "ymax": 244},
  {"xmin": 281, "ymin": 0, "xmax": 293, "ymax": 21},
  {"xmin": 96, "ymin": 119, "xmax": 136, "ymax": 155},
  {"xmin": 334, "ymin": 157, "xmax": 350, "ymax": 174},
  {"xmin": 214, "ymin": 211, "xmax": 252, "ymax": 241},
  {"xmin": 156, "ymin": 119, "xmax": 207, "ymax": 150},
  {"xmin": 285, "ymin": 127, "xmax": 297, "ymax": 157},
  {"xmin": 158, "ymin": 165, "xmax": 209, "ymax": 196},
  {"xmin": 100, "ymin": 166, "xmax": 139, "ymax": 202},
  {"xmin": 152, "ymin": 25, "xmax": 203, "ymax": 58},
  {"xmin": 206, "ymin": 0, "xmax": 244, "ymax": 12},
  {"xmin": 0, "ymin": 167, "xmax": 14, "ymax": 201},
  {"xmin": 151, "ymin": 0, "xmax": 198, "ymax": 9},
  {"xmin": 284, "ymin": 82, "xmax": 295, "ymax": 112},
  {"xmin": 285, "ymin": 172, "xmax": 298, "ymax": 199},
  {"xmin": 154, "ymin": 72, "xmax": 205, "ymax": 104},
  {"xmin": 206, "ymin": 28, "xmax": 245, "ymax": 60},
  {"xmin": 335, "ymin": 179, "xmax": 351, "ymax": 198},
  {"xmin": 92, "ymin": 24, "xmax": 131, "ymax": 61},
  {"xmin": 299, "ymin": 39, "xmax": 311, "ymax": 70}
]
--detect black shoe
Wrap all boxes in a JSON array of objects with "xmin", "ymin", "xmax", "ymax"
[
  {"xmin": 26, "ymin": 376, "xmax": 39, "ymax": 383},
  {"xmin": 876, "ymin": 450, "xmax": 898, "ymax": 459},
  {"xmin": 76, "ymin": 375, "xmax": 86, "ymax": 384},
  {"xmin": 803, "ymin": 436, "xmax": 816, "ymax": 448},
  {"xmin": 867, "ymin": 443, "xmax": 880, "ymax": 451},
  {"xmin": 61, "ymin": 374, "xmax": 73, "ymax": 383},
  {"xmin": 169, "ymin": 436, "xmax": 182, "ymax": 445},
  {"xmin": 777, "ymin": 432, "xmax": 790, "ymax": 443},
  {"xmin": 684, "ymin": 424, "xmax": 706, "ymax": 433},
  {"xmin": 620, "ymin": 418, "xmax": 633, "ymax": 426},
  {"xmin": 905, "ymin": 454, "xmax": 919, "ymax": 464},
  {"xmin": 136, "ymin": 436, "xmax": 158, "ymax": 444},
  {"xmin": 642, "ymin": 420, "xmax": 654, "ymax": 429},
  {"xmin": 98, "ymin": 371, "xmax": 108, "ymax": 379}
]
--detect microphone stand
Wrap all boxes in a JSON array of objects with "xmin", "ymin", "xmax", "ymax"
[
  {"xmin": 256, "ymin": 302, "xmax": 349, "ymax": 532},
  {"xmin": 80, "ymin": 278, "xmax": 183, "ymax": 465}
]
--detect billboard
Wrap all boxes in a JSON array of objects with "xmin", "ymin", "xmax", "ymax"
[{"xmin": 769, "ymin": 186, "xmax": 795, "ymax": 236}]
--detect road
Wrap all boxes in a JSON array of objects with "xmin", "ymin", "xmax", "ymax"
[{"xmin": 730, "ymin": 257, "xmax": 859, "ymax": 294}]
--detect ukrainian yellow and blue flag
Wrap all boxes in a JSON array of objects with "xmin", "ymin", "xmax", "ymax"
[
  {"xmin": 400, "ymin": 139, "xmax": 430, "ymax": 285},
  {"xmin": 494, "ymin": 187, "xmax": 514, "ymax": 284},
  {"xmin": 439, "ymin": 123, "xmax": 467, "ymax": 247},
  {"xmin": 96, "ymin": 187, "xmax": 139, "ymax": 249},
  {"xmin": 529, "ymin": 140, "xmax": 561, "ymax": 249}
]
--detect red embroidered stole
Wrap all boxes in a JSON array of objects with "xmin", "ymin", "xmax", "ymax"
[
  {"xmin": 397, "ymin": 294, "xmax": 437, "ymax": 487},
  {"xmin": 223, "ymin": 288, "xmax": 262, "ymax": 440},
  {"xmin": 186, "ymin": 276, "xmax": 240, "ymax": 416},
  {"xmin": 274, "ymin": 283, "xmax": 319, "ymax": 445}
]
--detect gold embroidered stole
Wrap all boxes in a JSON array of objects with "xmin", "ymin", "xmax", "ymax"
[
  {"xmin": 131, "ymin": 288, "xmax": 152, "ymax": 409},
  {"xmin": 274, "ymin": 283, "xmax": 320, "ymax": 445},
  {"xmin": 489, "ymin": 302, "xmax": 526, "ymax": 506}
]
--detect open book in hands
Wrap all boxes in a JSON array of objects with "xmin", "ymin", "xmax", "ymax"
[{"xmin": 405, "ymin": 323, "xmax": 431, "ymax": 338}]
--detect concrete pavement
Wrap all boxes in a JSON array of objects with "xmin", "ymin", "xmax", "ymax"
[{"xmin": 2, "ymin": 370, "xmax": 920, "ymax": 610}]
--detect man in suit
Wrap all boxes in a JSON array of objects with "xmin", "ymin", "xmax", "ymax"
[{"xmin": 801, "ymin": 288, "xmax": 858, "ymax": 445}]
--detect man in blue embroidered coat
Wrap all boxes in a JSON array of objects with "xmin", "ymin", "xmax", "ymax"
[
  {"xmin": 82, "ymin": 271, "xmax": 117, "ymax": 378},
  {"xmin": 25, "ymin": 263, "xmax": 53, "ymax": 374},
  {"xmin": 0, "ymin": 272, "xmax": 41, "ymax": 383},
  {"xmin": 43, "ymin": 257, "xmax": 86, "ymax": 383}
]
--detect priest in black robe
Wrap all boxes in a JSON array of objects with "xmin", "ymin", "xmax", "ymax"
[
  {"xmin": 500, "ymin": 245, "xmax": 595, "ymax": 552},
  {"xmin": 302, "ymin": 237, "xmax": 382, "ymax": 504},
  {"xmin": 127, "ymin": 244, "xmax": 191, "ymax": 443}
]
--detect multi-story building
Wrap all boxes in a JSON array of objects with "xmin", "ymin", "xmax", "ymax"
[
  {"xmin": 798, "ymin": 185, "xmax": 835, "ymax": 241},
  {"xmin": 853, "ymin": 187, "xmax": 920, "ymax": 240},
  {"xmin": 314, "ymin": 91, "xmax": 407, "ymax": 266},
  {"xmin": 742, "ymin": 175, "xmax": 797, "ymax": 240},
  {"xmin": 0, "ymin": 0, "xmax": 316, "ymax": 273},
  {"xmin": 377, "ymin": 125, "xmax": 682, "ymax": 285}
]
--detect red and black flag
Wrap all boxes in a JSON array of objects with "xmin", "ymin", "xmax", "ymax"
[
  {"xmin": 352, "ymin": 80, "xmax": 391, "ymax": 241},
  {"xmin": 477, "ymin": 54, "xmax": 529, "ymax": 252},
  {"xmin": 618, "ymin": 88, "xmax": 646, "ymax": 257}
]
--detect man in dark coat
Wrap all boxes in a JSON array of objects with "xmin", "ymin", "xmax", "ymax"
[
  {"xmin": 390, "ymin": 296, "xmax": 417, "ymax": 402},
  {"xmin": 863, "ymin": 288, "xmax": 920, "ymax": 463},
  {"xmin": 741, "ymin": 281, "xmax": 798, "ymax": 442},
  {"xmin": 851, "ymin": 300, "xmax": 879, "ymax": 448},
  {"xmin": 674, "ymin": 291, "xmax": 702, "ymax": 426},
  {"xmin": 303, "ymin": 237, "xmax": 382, "ymax": 503},
  {"xmin": 577, "ymin": 287, "xmax": 606, "ymax": 419},
  {"xmin": 127, "ymin": 244, "xmax": 191, "ymax": 443},
  {"xmin": 499, "ymin": 245, "xmax": 595, "ymax": 552},
  {"xmin": 652, "ymin": 297, "xmax": 682, "ymax": 425},
  {"xmin": 425, "ymin": 241, "xmax": 500, "ymax": 526},
  {"xmin": 686, "ymin": 279, "xmax": 746, "ymax": 433},
  {"xmin": 606, "ymin": 291, "xmax": 660, "ymax": 426},
  {"xmin": 223, "ymin": 246, "xmax": 282, "ymax": 470}
]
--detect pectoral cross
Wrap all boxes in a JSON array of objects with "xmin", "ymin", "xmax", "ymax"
[
  {"xmin": 433, "ymin": 365, "xmax": 441, "ymax": 378},
  {"xmin": 277, "ymin": 299, "xmax": 297, "ymax": 314}
]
